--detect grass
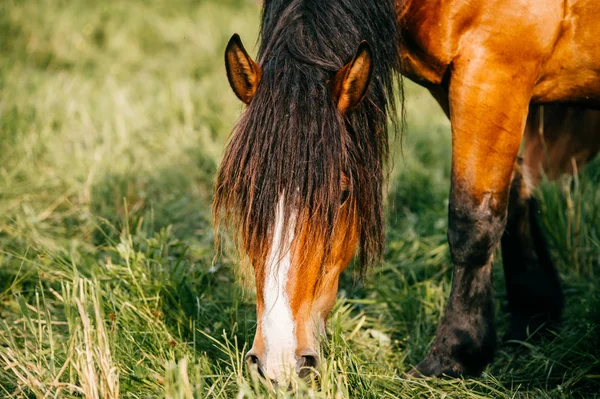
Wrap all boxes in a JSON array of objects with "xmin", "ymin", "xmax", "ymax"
[{"xmin": 0, "ymin": 0, "xmax": 599, "ymax": 397}]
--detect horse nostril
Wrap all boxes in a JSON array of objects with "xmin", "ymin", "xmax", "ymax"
[
  {"xmin": 246, "ymin": 354, "xmax": 258, "ymax": 364},
  {"xmin": 296, "ymin": 350, "xmax": 320, "ymax": 378},
  {"xmin": 303, "ymin": 354, "xmax": 320, "ymax": 368},
  {"xmin": 245, "ymin": 352, "xmax": 265, "ymax": 378}
]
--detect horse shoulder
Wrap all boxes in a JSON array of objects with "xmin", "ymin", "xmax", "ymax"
[{"xmin": 399, "ymin": 0, "xmax": 564, "ymax": 85}]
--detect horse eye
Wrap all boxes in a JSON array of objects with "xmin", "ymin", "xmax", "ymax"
[{"xmin": 340, "ymin": 173, "xmax": 350, "ymax": 205}]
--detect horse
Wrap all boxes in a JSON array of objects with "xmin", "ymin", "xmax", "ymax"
[{"xmin": 214, "ymin": 0, "xmax": 600, "ymax": 383}]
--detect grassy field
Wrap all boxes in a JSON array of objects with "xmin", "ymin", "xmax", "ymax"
[{"xmin": 1, "ymin": 0, "xmax": 599, "ymax": 397}]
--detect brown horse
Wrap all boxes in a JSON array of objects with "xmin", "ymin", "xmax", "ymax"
[{"xmin": 215, "ymin": 0, "xmax": 600, "ymax": 382}]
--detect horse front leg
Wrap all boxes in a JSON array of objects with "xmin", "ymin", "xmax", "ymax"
[{"xmin": 413, "ymin": 55, "xmax": 537, "ymax": 377}]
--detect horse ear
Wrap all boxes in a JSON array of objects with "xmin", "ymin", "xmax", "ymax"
[
  {"xmin": 332, "ymin": 41, "xmax": 373, "ymax": 112},
  {"xmin": 225, "ymin": 34, "xmax": 262, "ymax": 104}
]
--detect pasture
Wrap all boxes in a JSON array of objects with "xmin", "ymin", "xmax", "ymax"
[{"xmin": 0, "ymin": 0, "xmax": 599, "ymax": 397}]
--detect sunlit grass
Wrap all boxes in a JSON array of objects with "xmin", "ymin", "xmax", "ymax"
[{"xmin": 1, "ymin": 0, "xmax": 599, "ymax": 397}]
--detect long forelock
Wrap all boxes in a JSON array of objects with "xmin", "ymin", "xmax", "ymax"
[{"xmin": 214, "ymin": 0, "xmax": 402, "ymax": 279}]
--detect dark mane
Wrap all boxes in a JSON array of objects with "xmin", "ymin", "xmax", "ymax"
[{"xmin": 214, "ymin": 0, "xmax": 402, "ymax": 277}]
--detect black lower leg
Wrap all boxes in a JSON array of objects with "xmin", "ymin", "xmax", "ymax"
[
  {"xmin": 414, "ymin": 263, "xmax": 496, "ymax": 377},
  {"xmin": 501, "ymin": 168, "xmax": 564, "ymax": 341},
  {"xmin": 413, "ymin": 194, "xmax": 504, "ymax": 377}
]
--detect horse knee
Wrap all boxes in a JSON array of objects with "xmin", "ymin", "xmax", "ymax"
[{"xmin": 448, "ymin": 194, "xmax": 507, "ymax": 267}]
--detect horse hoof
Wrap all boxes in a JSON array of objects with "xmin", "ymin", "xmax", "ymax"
[{"xmin": 407, "ymin": 354, "xmax": 467, "ymax": 378}]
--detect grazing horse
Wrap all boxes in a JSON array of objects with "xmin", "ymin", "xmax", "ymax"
[{"xmin": 214, "ymin": 0, "xmax": 600, "ymax": 382}]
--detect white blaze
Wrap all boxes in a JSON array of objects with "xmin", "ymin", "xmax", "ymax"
[{"xmin": 262, "ymin": 195, "xmax": 297, "ymax": 382}]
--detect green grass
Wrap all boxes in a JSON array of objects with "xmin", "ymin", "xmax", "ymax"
[{"xmin": 0, "ymin": 0, "xmax": 599, "ymax": 397}]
